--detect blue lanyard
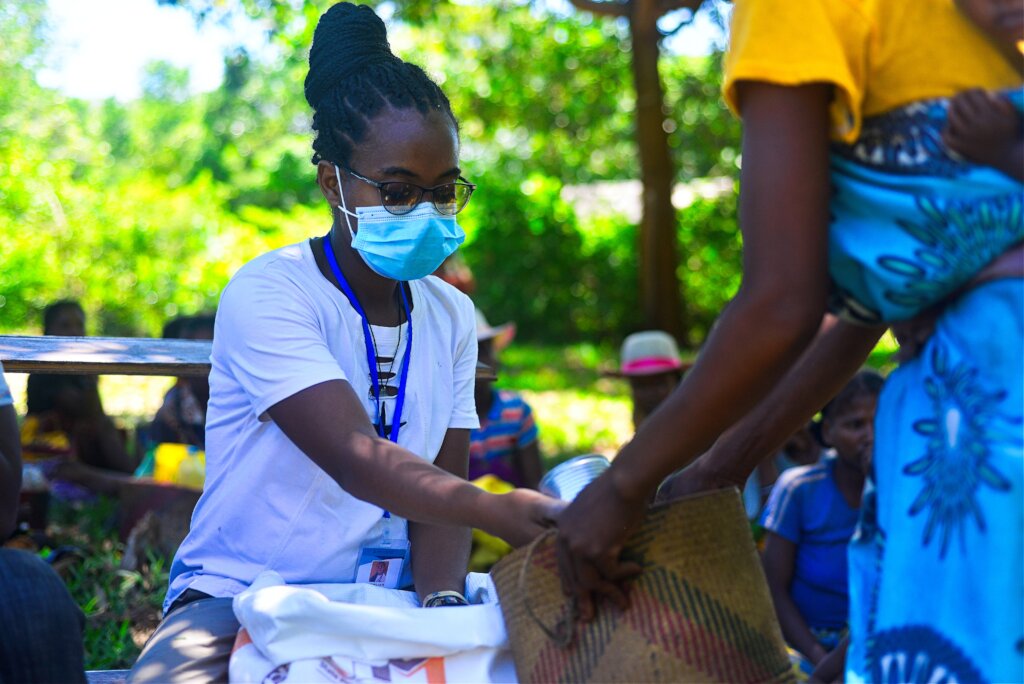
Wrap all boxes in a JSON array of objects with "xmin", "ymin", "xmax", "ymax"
[{"xmin": 323, "ymin": 237, "xmax": 412, "ymax": 444}]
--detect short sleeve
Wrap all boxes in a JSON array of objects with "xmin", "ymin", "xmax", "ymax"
[
  {"xmin": 0, "ymin": 362, "xmax": 12, "ymax": 408},
  {"xmin": 760, "ymin": 469, "xmax": 804, "ymax": 543},
  {"xmin": 515, "ymin": 400, "xmax": 538, "ymax": 449},
  {"xmin": 447, "ymin": 293, "xmax": 479, "ymax": 430},
  {"xmin": 214, "ymin": 268, "xmax": 347, "ymax": 419},
  {"xmin": 723, "ymin": 0, "xmax": 873, "ymax": 142}
]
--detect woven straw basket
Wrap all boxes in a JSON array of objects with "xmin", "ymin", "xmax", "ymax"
[{"xmin": 491, "ymin": 487, "xmax": 794, "ymax": 683}]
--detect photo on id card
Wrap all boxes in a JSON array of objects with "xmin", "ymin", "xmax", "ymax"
[{"xmin": 355, "ymin": 541, "xmax": 409, "ymax": 589}]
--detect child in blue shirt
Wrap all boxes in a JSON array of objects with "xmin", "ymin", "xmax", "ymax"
[{"xmin": 761, "ymin": 370, "xmax": 883, "ymax": 672}]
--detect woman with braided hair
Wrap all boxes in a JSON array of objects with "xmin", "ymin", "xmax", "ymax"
[{"xmin": 129, "ymin": 4, "xmax": 559, "ymax": 681}]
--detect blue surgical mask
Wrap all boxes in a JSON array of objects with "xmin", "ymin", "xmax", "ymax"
[{"xmin": 335, "ymin": 165, "xmax": 466, "ymax": 281}]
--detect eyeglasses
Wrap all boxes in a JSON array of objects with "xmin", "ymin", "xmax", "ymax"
[{"xmin": 345, "ymin": 167, "xmax": 476, "ymax": 216}]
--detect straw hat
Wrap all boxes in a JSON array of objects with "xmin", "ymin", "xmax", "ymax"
[
  {"xmin": 618, "ymin": 330, "xmax": 692, "ymax": 376},
  {"xmin": 476, "ymin": 308, "xmax": 516, "ymax": 352}
]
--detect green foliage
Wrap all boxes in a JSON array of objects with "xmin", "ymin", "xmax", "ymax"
[
  {"xmin": 676, "ymin": 188, "xmax": 742, "ymax": 343},
  {"xmin": 492, "ymin": 343, "xmax": 633, "ymax": 464},
  {"xmin": 460, "ymin": 171, "xmax": 644, "ymax": 343},
  {"xmin": 460, "ymin": 170, "xmax": 740, "ymax": 345},
  {"xmin": 408, "ymin": 2, "xmax": 638, "ymax": 183},
  {"xmin": 662, "ymin": 55, "xmax": 741, "ymax": 180},
  {"xmin": 48, "ymin": 499, "xmax": 169, "ymax": 670},
  {"xmin": 1, "ymin": 0, "xmax": 741, "ymax": 346}
]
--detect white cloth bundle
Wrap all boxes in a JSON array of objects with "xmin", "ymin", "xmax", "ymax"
[{"xmin": 229, "ymin": 571, "xmax": 516, "ymax": 683}]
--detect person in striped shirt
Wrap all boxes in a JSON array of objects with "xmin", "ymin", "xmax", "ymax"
[{"xmin": 468, "ymin": 309, "xmax": 542, "ymax": 489}]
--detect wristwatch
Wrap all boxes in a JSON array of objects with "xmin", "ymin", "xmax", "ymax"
[{"xmin": 422, "ymin": 590, "xmax": 469, "ymax": 608}]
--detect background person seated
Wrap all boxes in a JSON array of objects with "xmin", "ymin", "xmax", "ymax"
[
  {"xmin": 469, "ymin": 309, "xmax": 542, "ymax": 489},
  {"xmin": 615, "ymin": 330, "xmax": 691, "ymax": 431},
  {"xmin": 21, "ymin": 300, "xmax": 134, "ymax": 508},
  {"xmin": 760, "ymin": 370, "xmax": 883, "ymax": 678},
  {"xmin": 743, "ymin": 421, "xmax": 825, "ymax": 521},
  {"xmin": 148, "ymin": 314, "xmax": 215, "ymax": 450}
]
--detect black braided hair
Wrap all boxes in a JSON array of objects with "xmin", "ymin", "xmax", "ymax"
[{"xmin": 304, "ymin": 2, "xmax": 458, "ymax": 166}]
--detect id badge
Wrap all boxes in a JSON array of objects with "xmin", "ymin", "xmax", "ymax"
[{"xmin": 355, "ymin": 539, "xmax": 411, "ymax": 589}]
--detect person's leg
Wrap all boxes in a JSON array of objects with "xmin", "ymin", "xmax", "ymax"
[
  {"xmin": 0, "ymin": 548, "xmax": 86, "ymax": 683},
  {"xmin": 128, "ymin": 596, "xmax": 238, "ymax": 684}
]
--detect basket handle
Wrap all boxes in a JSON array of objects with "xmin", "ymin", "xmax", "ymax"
[{"xmin": 518, "ymin": 529, "xmax": 577, "ymax": 649}]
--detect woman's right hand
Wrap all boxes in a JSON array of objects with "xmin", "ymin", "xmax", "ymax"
[
  {"xmin": 486, "ymin": 488, "xmax": 565, "ymax": 548},
  {"xmin": 554, "ymin": 470, "xmax": 646, "ymax": 621}
]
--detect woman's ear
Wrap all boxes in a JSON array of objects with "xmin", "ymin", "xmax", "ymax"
[{"xmin": 316, "ymin": 160, "xmax": 342, "ymax": 208}]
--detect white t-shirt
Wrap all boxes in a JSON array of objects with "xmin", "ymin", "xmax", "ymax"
[{"xmin": 165, "ymin": 240, "xmax": 478, "ymax": 611}]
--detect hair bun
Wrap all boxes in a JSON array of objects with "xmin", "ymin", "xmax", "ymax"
[{"xmin": 304, "ymin": 2, "xmax": 395, "ymax": 109}]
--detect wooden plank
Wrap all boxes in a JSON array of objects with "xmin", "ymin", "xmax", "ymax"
[
  {"xmin": 0, "ymin": 334, "xmax": 497, "ymax": 380},
  {"xmin": 0, "ymin": 335, "xmax": 211, "ymax": 377}
]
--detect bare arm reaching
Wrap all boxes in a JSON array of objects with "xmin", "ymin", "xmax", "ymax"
[
  {"xmin": 267, "ymin": 379, "xmax": 561, "ymax": 548},
  {"xmin": 556, "ymin": 81, "xmax": 834, "ymax": 620}
]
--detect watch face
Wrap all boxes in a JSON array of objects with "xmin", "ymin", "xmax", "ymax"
[{"xmin": 425, "ymin": 592, "xmax": 468, "ymax": 608}]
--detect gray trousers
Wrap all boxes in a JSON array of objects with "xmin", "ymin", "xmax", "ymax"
[{"xmin": 128, "ymin": 596, "xmax": 239, "ymax": 684}]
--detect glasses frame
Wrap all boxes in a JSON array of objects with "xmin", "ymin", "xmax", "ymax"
[{"xmin": 344, "ymin": 167, "xmax": 476, "ymax": 216}]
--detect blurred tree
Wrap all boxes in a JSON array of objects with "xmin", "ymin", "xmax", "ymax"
[
  {"xmin": 157, "ymin": 0, "xmax": 737, "ymax": 344},
  {"xmin": 566, "ymin": 0, "xmax": 707, "ymax": 344}
]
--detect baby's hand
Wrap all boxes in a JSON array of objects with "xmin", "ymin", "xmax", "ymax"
[{"xmin": 943, "ymin": 89, "xmax": 1022, "ymax": 178}]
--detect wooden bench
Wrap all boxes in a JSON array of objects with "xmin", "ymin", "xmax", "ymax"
[
  {"xmin": 0, "ymin": 334, "xmax": 496, "ymax": 379},
  {"xmin": 0, "ymin": 335, "xmax": 212, "ymax": 377},
  {"xmin": 1, "ymin": 335, "xmax": 210, "ymax": 681}
]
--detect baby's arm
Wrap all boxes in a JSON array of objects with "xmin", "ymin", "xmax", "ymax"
[{"xmin": 943, "ymin": 89, "xmax": 1023, "ymax": 181}]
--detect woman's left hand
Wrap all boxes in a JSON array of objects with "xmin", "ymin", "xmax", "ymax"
[{"xmin": 555, "ymin": 471, "xmax": 645, "ymax": 622}]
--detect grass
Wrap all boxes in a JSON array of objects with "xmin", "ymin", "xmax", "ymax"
[
  {"xmin": 30, "ymin": 499, "xmax": 168, "ymax": 670},
  {"xmin": 495, "ymin": 343, "xmax": 634, "ymax": 466}
]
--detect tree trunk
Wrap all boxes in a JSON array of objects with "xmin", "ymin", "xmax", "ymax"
[{"xmin": 629, "ymin": 0, "xmax": 687, "ymax": 344}]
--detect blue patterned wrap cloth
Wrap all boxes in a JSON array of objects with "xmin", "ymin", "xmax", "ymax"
[{"xmin": 829, "ymin": 90, "xmax": 1024, "ymax": 684}]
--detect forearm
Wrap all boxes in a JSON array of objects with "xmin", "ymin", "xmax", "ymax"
[
  {"xmin": 73, "ymin": 416, "xmax": 134, "ymax": 473},
  {"xmin": 409, "ymin": 428, "xmax": 472, "ymax": 597},
  {"xmin": 811, "ymin": 635, "xmax": 848, "ymax": 683},
  {"xmin": 325, "ymin": 430, "xmax": 499, "ymax": 530},
  {"xmin": 772, "ymin": 586, "xmax": 826, "ymax": 663},
  {"xmin": 609, "ymin": 82, "xmax": 834, "ymax": 502},
  {"xmin": 55, "ymin": 460, "xmax": 132, "ymax": 497},
  {"xmin": 700, "ymin": 317, "xmax": 886, "ymax": 486},
  {"xmin": 269, "ymin": 381, "xmax": 556, "ymax": 547},
  {"xmin": 409, "ymin": 521, "xmax": 471, "ymax": 598}
]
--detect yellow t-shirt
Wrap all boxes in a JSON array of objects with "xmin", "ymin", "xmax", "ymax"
[
  {"xmin": 20, "ymin": 414, "xmax": 72, "ymax": 462},
  {"xmin": 723, "ymin": 0, "xmax": 1022, "ymax": 142}
]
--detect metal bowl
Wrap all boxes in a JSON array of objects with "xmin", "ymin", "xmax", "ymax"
[{"xmin": 538, "ymin": 454, "xmax": 611, "ymax": 502}]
